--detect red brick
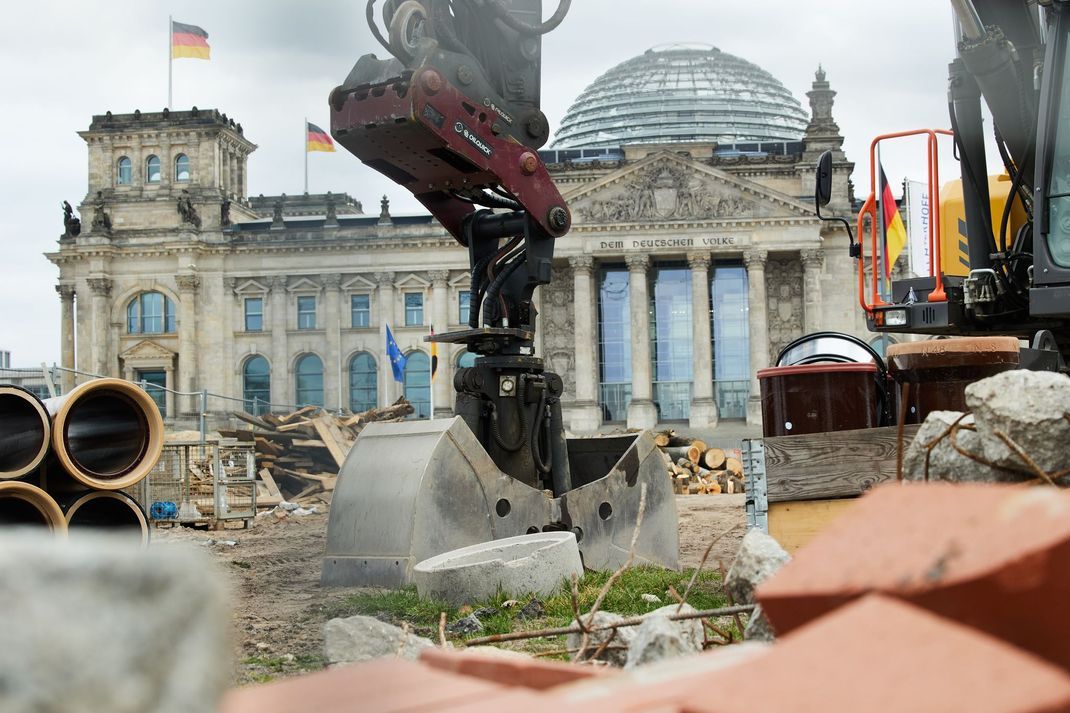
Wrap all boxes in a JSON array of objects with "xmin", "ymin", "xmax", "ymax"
[
  {"xmin": 219, "ymin": 658, "xmax": 509, "ymax": 713},
  {"xmin": 420, "ymin": 647, "xmax": 608, "ymax": 689},
  {"xmin": 682, "ymin": 595, "xmax": 1070, "ymax": 713},
  {"xmin": 757, "ymin": 483, "xmax": 1070, "ymax": 667}
]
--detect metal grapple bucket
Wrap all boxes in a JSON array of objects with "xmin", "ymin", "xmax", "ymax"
[{"xmin": 322, "ymin": 417, "xmax": 679, "ymax": 588}]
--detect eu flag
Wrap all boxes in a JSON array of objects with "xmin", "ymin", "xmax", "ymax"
[{"xmin": 386, "ymin": 325, "xmax": 407, "ymax": 383}]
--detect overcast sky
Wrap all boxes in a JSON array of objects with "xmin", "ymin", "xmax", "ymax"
[{"xmin": 1, "ymin": 0, "xmax": 967, "ymax": 366}]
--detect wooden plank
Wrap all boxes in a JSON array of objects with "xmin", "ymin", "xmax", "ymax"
[
  {"xmin": 764, "ymin": 425, "xmax": 919, "ymax": 503},
  {"xmin": 258, "ymin": 468, "xmax": 283, "ymax": 499},
  {"xmin": 233, "ymin": 411, "xmax": 275, "ymax": 431},
  {"xmin": 292, "ymin": 439, "xmax": 328, "ymax": 448},
  {"xmin": 312, "ymin": 416, "xmax": 348, "ymax": 468},
  {"xmin": 276, "ymin": 420, "xmax": 314, "ymax": 433},
  {"xmin": 768, "ymin": 499, "xmax": 857, "ymax": 553},
  {"xmin": 278, "ymin": 405, "xmax": 317, "ymax": 424}
]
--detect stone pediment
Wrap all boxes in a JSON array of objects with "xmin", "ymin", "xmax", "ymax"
[
  {"xmin": 563, "ymin": 151, "xmax": 814, "ymax": 225},
  {"xmin": 287, "ymin": 277, "xmax": 322, "ymax": 293},
  {"xmin": 342, "ymin": 275, "xmax": 377, "ymax": 292},
  {"xmin": 233, "ymin": 279, "xmax": 269, "ymax": 295},
  {"xmin": 120, "ymin": 340, "xmax": 176, "ymax": 361}
]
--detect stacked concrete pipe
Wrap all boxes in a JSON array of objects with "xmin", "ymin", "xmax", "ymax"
[{"xmin": 0, "ymin": 378, "xmax": 162, "ymax": 541}]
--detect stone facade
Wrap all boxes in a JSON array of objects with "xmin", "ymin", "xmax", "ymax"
[{"xmin": 48, "ymin": 71, "xmax": 869, "ymax": 430}]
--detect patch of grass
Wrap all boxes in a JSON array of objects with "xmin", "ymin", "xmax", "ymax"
[
  {"xmin": 230, "ymin": 560, "xmax": 252, "ymax": 569},
  {"xmin": 242, "ymin": 653, "xmax": 326, "ymax": 674},
  {"xmin": 335, "ymin": 567, "xmax": 731, "ymax": 650}
]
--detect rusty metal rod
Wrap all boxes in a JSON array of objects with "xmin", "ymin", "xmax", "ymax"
[
  {"xmin": 463, "ymin": 604, "xmax": 755, "ymax": 646},
  {"xmin": 44, "ymin": 378, "xmax": 164, "ymax": 491},
  {"xmin": 63, "ymin": 491, "xmax": 149, "ymax": 546},
  {"xmin": 0, "ymin": 385, "xmax": 51, "ymax": 479},
  {"xmin": 0, "ymin": 482, "xmax": 67, "ymax": 533}
]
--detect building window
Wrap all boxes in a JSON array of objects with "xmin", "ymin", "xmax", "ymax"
[
  {"xmin": 297, "ymin": 296, "xmax": 317, "ymax": 330},
  {"xmin": 244, "ymin": 297, "xmax": 263, "ymax": 332},
  {"xmin": 145, "ymin": 155, "xmax": 161, "ymax": 183},
  {"xmin": 295, "ymin": 353, "xmax": 324, "ymax": 407},
  {"xmin": 458, "ymin": 292, "xmax": 471, "ymax": 326},
  {"xmin": 598, "ymin": 267, "xmax": 632, "ymax": 422},
  {"xmin": 242, "ymin": 355, "xmax": 270, "ymax": 415},
  {"xmin": 174, "ymin": 153, "xmax": 190, "ymax": 182},
  {"xmin": 651, "ymin": 264, "xmax": 693, "ymax": 422},
  {"xmin": 711, "ymin": 264, "xmax": 750, "ymax": 420},
  {"xmin": 405, "ymin": 292, "xmax": 424, "ymax": 326},
  {"xmin": 117, "ymin": 156, "xmax": 132, "ymax": 185},
  {"xmin": 348, "ymin": 352, "xmax": 377, "ymax": 412},
  {"xmin": 351, "ymin": 294, "xmax": 371, "ymax": 328},
  {"xmin": 136, "ymin": 369, "xmax": 167, "ymax": 415},
  {"xmin": 127, "ymin": 292, "xmax": 176, "ymax": 334},
  {"xmin": 403, "ymin": 351, "xmax": 430, "ymax": 418}
]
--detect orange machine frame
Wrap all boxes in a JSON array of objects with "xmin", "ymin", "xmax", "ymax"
[{"xmin": 855, "ymin": 129, "xmax": 953, "ymax": 315}]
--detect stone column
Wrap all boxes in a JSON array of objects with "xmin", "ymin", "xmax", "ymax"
[
  {"xmin": 625, "ymin": 254, "xmax": 657, "ymax": 429},
  {"xmin": 376, "ymin": 272, "xmax": 397, "ymax": 406},
  {"xmin": 323, "ymin": 274, "xmax": 342, "ymax": 411},
  {"xmin": 176, "ymin": 273, "xmax": 201, "ymax": 414},
  {"xmin": 429, "ymin": 270, "xmax": 452, "ymax": 418},
  {"xmin": 269, "ymin": 276, "xmax": 289, "ymax": 406},
  {"xmin": 801, "ymin": 248, "xmax": 825, "ymax": 334},
  {"xmin": 744, "ymin": 249, "xmax": 770, "ymax": 426},
  {"xmin": 221, "ymin": 146, "xmax": 231, "ymax": 196},
  {"xmin": 569, "ymin": 255, "xmax": 601, "ymax": 432},
  {"xmin": 86, "ymin": 277, "xmax": 112, "ymax": 377},
  {"xmin": 229, "ymin": 152, "xmax": 239, "ymax": 199},
  {"xmin": 56, "ymin": 284, "xmax": 76, "ymax": 393},
  {"xmin": 688, "ymin": 253, "xmax": 718, "ymax": 429}
]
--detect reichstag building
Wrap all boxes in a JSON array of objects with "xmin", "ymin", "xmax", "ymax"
[{"xmin": 48, "ymin": 45, "xmax": 865, "ymax": 430}]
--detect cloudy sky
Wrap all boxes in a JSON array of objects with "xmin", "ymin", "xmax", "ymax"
[{"xmin": 1, "ymin": 0, "xmax": 968, "ymax": 366}]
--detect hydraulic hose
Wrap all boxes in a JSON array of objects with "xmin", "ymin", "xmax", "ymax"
[
  {"xmin": 489, "ymin": 381, "xmax": 526, "ymax": 453},
  {"xmin": 482, "ymin": 252, "xmax": 527, "ymax": 327}
]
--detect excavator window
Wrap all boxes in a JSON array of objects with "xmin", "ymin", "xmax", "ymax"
[{"xmin": 1048, "ymin": 23, "xmax": 1070, "ymax": 267}]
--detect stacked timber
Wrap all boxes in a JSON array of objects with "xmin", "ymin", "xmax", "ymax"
[
  {"xmin": 223, "ymin": 398, "xmax": 414, "ymax": 506},
  {"xmin": 653, "ymin": 430, "xmax": 745, "ymax": 496}
]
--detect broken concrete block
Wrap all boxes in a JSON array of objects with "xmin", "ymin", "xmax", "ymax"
[
  {"xmin": 565, "ymin": 611, "xmax": 636, "ymax": 666},
  {"xmin": 413, "ymin": 532, "xmax": 583, "ymax": 606},
  {"xmin": 684, "ymin": 595, "xmax": 1070, "ymax": 713},
  {"xmin": 743, "ymin": 605, "xmax": 775, "ymax": 642},
  {"xmin": 757, "ymin": 482, "xmax": 1070, "ymax": 669},
  {"xmin": 624, "ymin": 608, "xmax": 703, "ymax": 669},
  {"xmin": 902, "ymin": 410, "xmax": 1027, "ymax": 483},
  {"xmin": 447, "ymin": 614, "xmax": 484, "ymax": 635},
  {"xmin": 725, "ymin": 528, "xmax": 791, "ymax": 605},
  {"xmin": 324, "ymin": 615, "xmax": 434, "ymax": 665},
  {"xmin": 0, "ymin": 533, "xmax": 230, "ymax": 713},
  {"xmin": 967, "ymin": 370, "xmax": 1070, "ymax": 476}
]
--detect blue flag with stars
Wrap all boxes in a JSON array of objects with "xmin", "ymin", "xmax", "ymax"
[{"xmin": 386, "ymin": 324, "xmax": 407, "ymax": 383}]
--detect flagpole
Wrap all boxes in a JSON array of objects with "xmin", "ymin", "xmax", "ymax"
[
  {"xmin": 167, "ymin": 15, "xmax": 173, "ymax": 109},
  {"xmin": 428, "ymin": 325, "xmax": 434, "ymax": 420},
  {"xmin": 304, "ymin": 117, "xmax": 309, "ymax": 194}
]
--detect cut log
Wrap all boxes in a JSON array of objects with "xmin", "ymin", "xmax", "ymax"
[
  {"xmin": 686, "ymin": 445, "xmax": 704, "ymax": 466},
  {"xmin": 725, "ymin": 457, "xmax": 744, "ymax": 477},
  {"xmin": 653, "ymin": 430, "xmax": 675, "ymax": 448},
  {"xmin": 662, "ymin": 446, "xmax": 692, "ymax": 463},
  {"xmin": 707, "ymin": 481, "xmax": 722, "ymax": 495},
  {"xmin": 702, "ymin": 447, "xmax": 726, "ymax": 470}
]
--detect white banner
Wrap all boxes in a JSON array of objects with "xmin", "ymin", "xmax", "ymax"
[{"xmin": 904, "ymin": 180, "xmax": 931, "ymax": 276}]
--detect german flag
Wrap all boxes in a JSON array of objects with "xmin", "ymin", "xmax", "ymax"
[
  {"xmin": 172, "ymin": 21, "xmax": 210, "ymax": 60},
  {"xmin": 307, "ymin": 122, "xmax": 335, "ymax": 153},
  {"xmin": 880, "ymin": 164, "xmax": 908, "ymax": 277}
]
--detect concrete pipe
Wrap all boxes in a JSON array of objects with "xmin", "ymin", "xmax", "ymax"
[
  {"xmin": 45, "ymin": 378, "xmax": 165, "ymax": 491},
  {"xmin": 0, "ymin": 385, "xmax": 52, "ymax": 479},
  {"xmin": 63, "ymin": 491, "xmax": 149, "ymax": 545},
  {"xmin": 0, "ymin": 481, "xmax": 67, "ymax": 533}
]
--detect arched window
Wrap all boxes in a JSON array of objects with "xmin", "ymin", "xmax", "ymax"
[
  {"xmin": 126, "ymin": 292, "xmax": 176, "ymax": 334},
  {"xmin": 404, "ymin": 351, "xmax": 430, "ymax": 419},
  {"xmin": 117, "ymin": 156, "xmax": 132, "ymax": 185},
  {"xmin": 348, "ymin": 352, "xmax": 378, "ymax": 413},
  {"xmin": 243, "ymin": 356, "xmax": 270, "ymax": 415},
  {"xmin": 145, "ymin": 155, "xmax": 161, "ymax": 183},
  {"xmin": 295, "ymin": 354, "xmax": 324, "ymax": 407},
  {"xmin": 174, "ymin": 153, "xmax": 190, "ymax": 182},
  {"xmin": 457, "ymin": 351, "xmax": 477, "ymax": 369}
]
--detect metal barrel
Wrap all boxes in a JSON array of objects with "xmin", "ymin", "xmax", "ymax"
[
  {"xmin": 0, "ymin": 385, "xmax": 52, "ymax": 479},
  {"xmin": 0, "ymin": 481, "xmax": 67, "ymax": 533},
  {"xmin": 63, "ymin": 491, "xmax": 149, "ymax": 546},
  {"xmin": 44, "ymin": 378, "xmax": 165, "ymax": 491}
]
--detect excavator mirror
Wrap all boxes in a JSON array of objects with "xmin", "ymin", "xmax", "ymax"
[{"xmin": 815, "ymin": 150, "xmax": 834, "ymax": 208}]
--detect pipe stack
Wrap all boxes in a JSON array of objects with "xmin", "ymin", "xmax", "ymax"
[{"xmin": 0, "ymin": 379, "xmax": 163, "ymax": 543}]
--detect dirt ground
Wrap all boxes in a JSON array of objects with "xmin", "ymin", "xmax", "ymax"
[{"xmin": 156, "ymin": 493, "xmax": 747, "ymax": 684}]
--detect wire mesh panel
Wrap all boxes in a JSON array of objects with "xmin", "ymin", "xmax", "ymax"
[
  {"xmin": 140, "ymin": 442, "xmax": 256, "ymax": 527},
  {"xmin": 214, "ymin": 445, "xmax": 257, "ymax": 523}
]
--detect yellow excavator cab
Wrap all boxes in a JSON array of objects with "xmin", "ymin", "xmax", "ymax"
[{"xmin": 938, "ymin": 174, "xmax": 1028, "ymax": 277}]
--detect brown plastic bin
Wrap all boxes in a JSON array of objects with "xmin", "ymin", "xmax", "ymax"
[
  {"xmin": 886, "ymin": 337, "xmax": 1020, "ymax": 423},
  {"xmin": 758, "ymin": 363, "xmax": 882, "ymax": 437}
]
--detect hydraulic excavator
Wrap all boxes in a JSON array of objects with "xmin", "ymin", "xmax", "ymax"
[
  {"xmin": 321, "ymin": 0, "xmax": 678, "ymax": 587},
  {"xmin": 816, "ymin": 0, "xmax": 1070, "ymax": 367}
]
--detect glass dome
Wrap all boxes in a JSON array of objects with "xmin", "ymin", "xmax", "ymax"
[{"xmin": 552, "ymin": 44, "xmax": 809, "ymax": 150}]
